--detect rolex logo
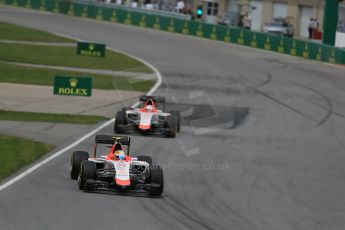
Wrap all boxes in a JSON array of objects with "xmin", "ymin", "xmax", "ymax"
[
  {"xmin": 69, "ymin": 78, "xmax": 78, "ymax": 87},
  {"xmin": 89, "ymin": 44, "xmax": 95, "ymax": 51}
]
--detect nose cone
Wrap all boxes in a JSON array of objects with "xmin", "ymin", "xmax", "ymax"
[{"xmin": 115, "ymin": 178, "xmax": 131, "ymax": 186}]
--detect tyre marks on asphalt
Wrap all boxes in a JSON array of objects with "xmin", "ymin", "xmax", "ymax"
[
  {"xmin": 248, "ymin": 72, "xmax": 273, "ymax": 89},
  {"xmin": 139, "ymin": 195, "xmax": 220, "ymax": 230},
  {"xmin": 289, "ymin": 82, "xmax": 334, "ymax": 127},
  {"xmin": 161, "ymin": 72, "xmax": 243, "ymax": 96},
  {"xmin": 238, "ymin": 64, "xmax": 345, "ymax": 128},
  {"xmin": 237, "ymin": 72, "xmax": 339, "ymax": 126},
  {"xmin": 250, "ymin": 86, "xmax": 319, "ymax": 123},
  {"xmin": 167, "ymin": 103, "xmax": 249, "ymax": 130}
]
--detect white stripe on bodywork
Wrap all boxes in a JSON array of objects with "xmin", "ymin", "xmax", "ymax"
[
  {"xmin": 113, "ymin": 161, "xmax": 131, "ymax": 186},
  {"xmin": 139, "ymin": 112, "xmax": 153, "ymax": 129}
]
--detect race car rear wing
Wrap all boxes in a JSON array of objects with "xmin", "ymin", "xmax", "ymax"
[
  {"xmin": 140, "ymin": 95, "xmax": 166, "ymax": 103},
  {"xmin": 93, "ymin": 135, "xmax": 131, "ymax": 158},
  {"xmin": 95, "ymin": 135, "xmax": 130, "ymax": 146}
]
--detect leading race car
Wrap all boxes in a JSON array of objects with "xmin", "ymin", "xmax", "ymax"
[
  {"xmin": 114, "ymin": 95, "xmax": 181, "ymax": 137},
  {"xmin": 70, "ymin": 135, "xmax": 164, "ymax": 196}
]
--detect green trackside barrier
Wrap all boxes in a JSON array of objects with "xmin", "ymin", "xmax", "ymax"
[
  {"xmin": 212, "ymin": 25, "xmax": 228, "ymax": 42},
  {"xmin": 43, "ymin": 0, "xmax": 54, "ymax": 11},
  {"xmin": 127, "ymin": 11, "xmax": 142, "ymax": 26},
  {"xmin": 37, "ymin": 0, "xmax": 55, "ymax": 12},
  {"xmin": 50, "ymin": 0, "xmax": 64, "ymax": 13},
  {"xmin": 68, "ymin": 2, "xmax": 82, "ymax": 16},
  {"xmin": 26, "ymin": 0, "xmax": 40, "ymax": 9},
  {"xmin": 97, "ymin": 7, "xmax": 114, "ymax": 21},
  {"xmin": 11, "ymin": 0, "xmax": 25, "ymax": 7},
  {"xmin": 161, "ymin": 16, "xmax": 175, "ymax": 31},
  {"xmin": 4, "ymin": 0, "xmax": 13, "ymax": 5},
  {"xmin": 138, "ymin": 14, "xmax": 150, "ymax": 28},
  {"xmin": 3, "ymin": 0, "xmax": 345, "ymax": 64},
  {"xmin": 115, "ymin": 9, "xmax": 127, "ymax": 24}
]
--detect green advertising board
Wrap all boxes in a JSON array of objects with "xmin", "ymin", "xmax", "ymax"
[
  {"xmin": 77, "ymin": 42, "xmax": 106, "ymax": 57},
  {"xmin": 54, "ymin": 76, "xmax": 92, "ymax": 97}
]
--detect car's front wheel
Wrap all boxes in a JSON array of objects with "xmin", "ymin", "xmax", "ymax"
[
  {"xmin": 170, "ymin": 110, "xmax": 181, "ymax": 132},
  {"xmin": 138, "ymin": 156, "xmax": 153, "ymax": 165},
  {"xmin": 165, "ymin": 115, "xmax": 176, "ymax": 138},
  {"xmin": 70, "ymin": 151, "xmax": 89, "ymax": 180},
  {"xmin": 149, "ymin": 164, "xmax": 164, "ymax": 196},
  {"xmin": 114, "ymin": 109, "xmax": 127, "ymax": 133},
  {"xmin": 78, "ymin": 161, "xmax": 96, "ymax": 191}
]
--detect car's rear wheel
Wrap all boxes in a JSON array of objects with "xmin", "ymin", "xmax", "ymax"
[
  {"xmin": 149, "ymin": 164, "xmax": 164, "ymax": 196},
  {"xmin": 114, "ymin": 109, "xmax": 126, "ymax": 133},
  {"xmin": 78, "ymin": 161, "xmax": 96, "ymax": 190},
  {"xmin": 70, "ymin": 151, "xmax": 89, "ymax": 180},
  {"xmin": 138, "ymin": 156, "xmax": 153, "ymax": 165},
  {"xmin": 165, "ymin": 115, "xmax": 176, "ymax": 138},
  {"xmin": 170, "ymin": 110, "xmax": 181, "ymax": 132}
]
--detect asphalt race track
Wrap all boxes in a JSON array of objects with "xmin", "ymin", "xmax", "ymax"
[{"xmin": 1, "ymin": 6, "xmax": 345, "ymax": 230}]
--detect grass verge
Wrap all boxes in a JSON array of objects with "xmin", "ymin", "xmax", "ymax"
[
  {"xmin": 0, "ymin": 135, "xmax": 55, "ymax": 181},
  {"xmin": 0, "ymin": 110, "xmax": 108, "ymax": 124},
  {"xmin": 0, "ymin": 63, "xmax": 155, "ymax": 91},
  {"xmin": 0, "ymin": 21, "xmax": 74, "ymax": 42},
  {"xmin": 0, "ymin": 43, "xmax": 152, "ymax": 73}
]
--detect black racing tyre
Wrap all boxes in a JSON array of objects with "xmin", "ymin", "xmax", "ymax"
[
  {"xmin": 170, "ymin": 110, "xmax": 181, "ymax": 132},
  {"xmin": 137, "ymin": 156, "xmax": 153, "ymax": 165},
  {"xmin": 114, "ymin": 110, "xmax": 126, "ymax": 133},
  {"xmin": 137, "ymin": 156, "xmax": 152, "ymax": 184},
  {"xmin": 70, "ymin": 151, "xmax": 89, "ymax": 180},
  {"xmin": 78, "ymin": 160, "xmax": 96, "ymax": 191},
  {"xmin": 149, "ymin": 164, "xmax": 164, "ymax": 196},
  {"xmin": 165, "ymin": 115, "xmax": 176, "ymax": 138}
]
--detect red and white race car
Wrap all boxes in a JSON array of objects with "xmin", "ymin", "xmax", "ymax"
[
  {"xmin": 114, "ymin": 95, "xmax": 181, "ymax": 137},
  {"xmin": 70, "ymin": 135, "xmax": 164, "ymax": 196}
]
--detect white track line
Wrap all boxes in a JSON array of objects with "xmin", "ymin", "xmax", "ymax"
[
  {"xmin": 0, "ymin": 119, "xmax": 114, "ymax": 191},
  {"xmin": 0, "ymin": 33, "xmax": 162, "ymax": 192}
]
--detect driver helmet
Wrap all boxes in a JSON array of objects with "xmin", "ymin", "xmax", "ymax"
[
  {"xmin": 114, "ymin": 150, "xmax": 125, "ymax": 160},
  {"xmin": 146, "ymin": 105, "xmax": 153, "ymax": 112}
]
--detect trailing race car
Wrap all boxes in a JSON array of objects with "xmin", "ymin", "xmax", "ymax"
[
  {"xmin": 70, "ymin": 135, "xmax": 164, "ymax": 196},
  {"xmin": 114, "ymin": 95, "xmax": 181, "ymax": 137}
]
